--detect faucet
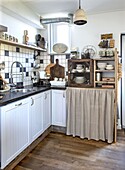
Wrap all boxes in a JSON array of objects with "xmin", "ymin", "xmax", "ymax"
[{"xmin": 10, "ymin": 61, "xmax": 24, "ymax": 86}]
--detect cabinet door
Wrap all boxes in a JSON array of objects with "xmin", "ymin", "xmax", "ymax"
[
  {"xmin": 29, "ymin": 93, "xmax": 43, "ymax": 143},
  {"xmin": 43, "ymin": 90, "xmax": 51, "ymax": 131},
  {"xmin": 1, "ymin": 98, "xmax": 29, "ymax": 169},
  {"xmin": 52, "ymin": 90, "xmax": 66, "ymax": 127}
]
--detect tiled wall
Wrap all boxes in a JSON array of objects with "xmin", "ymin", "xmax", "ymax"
[{"xmin": 0, "ymin": 43, "xmax": 70, "ymax": 87}]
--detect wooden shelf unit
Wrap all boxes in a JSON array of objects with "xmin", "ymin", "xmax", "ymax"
[
  {"xmin": 94, "ymin": 57, "xmax": 116, "ymax": 88},
  {"xmin": 68, "ymin": 59, "xmax": 94, "ymax": 88}
]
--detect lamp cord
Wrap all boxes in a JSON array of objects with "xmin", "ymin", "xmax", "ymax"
[{"xmin": 79, "ymin": 0, "xmax": 81, "ymax": 9}]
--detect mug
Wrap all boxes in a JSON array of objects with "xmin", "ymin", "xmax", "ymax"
[{"xmin": 54, "ymin": 77, "xmax": 58, "ymax": 81}]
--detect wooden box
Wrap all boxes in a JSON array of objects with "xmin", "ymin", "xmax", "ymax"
[{"xmin": 102, "ymin": 77, "xmax": 115, "ymax": 82}]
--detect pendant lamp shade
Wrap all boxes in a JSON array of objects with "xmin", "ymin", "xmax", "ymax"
[{"xmin": 73, "ymin": 0, "xmax": 87, "ymax": 25}]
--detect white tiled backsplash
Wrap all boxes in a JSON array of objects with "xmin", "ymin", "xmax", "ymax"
[{"xmin": 0, "ymin": 43, "xmax": 70, "ymax": 86}]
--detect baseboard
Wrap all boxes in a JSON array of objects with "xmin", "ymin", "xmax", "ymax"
[{"xmin": 51, "ymin": 125, "xmax": 66, "ymax": 134}]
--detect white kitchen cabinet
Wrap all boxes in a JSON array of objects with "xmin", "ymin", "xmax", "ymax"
[
  {"xmin": 52, "ymin": 90, "xmax": 66, "ymax": 127},
  {"xmin": 0, "ymin": 98, "xmax": 29, "ymax": 169},
  {"xmin": 29, "ymin": 93, "xmax": 43, "ymax": 143},
  {"xmin": 43, "ymin": 90, "xmax": 51, "ymax": 131}
]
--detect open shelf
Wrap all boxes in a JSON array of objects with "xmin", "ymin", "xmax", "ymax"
[
  {"xmin": 95, "ymin": 69, "xmax": 115, "ymax": 72},
  {"xmin": 95, "ymin": 81, "xmax": 115, "ymax": 84},
  {"xmin": 0, "ymin": 38, "xmax": 47, "ymax": 51}
]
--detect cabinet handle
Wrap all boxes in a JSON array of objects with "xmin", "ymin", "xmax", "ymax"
[
  {"xmin": 15, "ymin": 102, "xmax": 22, "ymax": 106},
  {"xmin": 31, "ymin": 97, "xmax": 34, "ymax": 106},
  {"xmin": 44, "ymin": 93, "xmax": 47, "ymax": 99},
  {"xmin": 63, "ymin": 92, "xmax": 65, "ymax": 98}
]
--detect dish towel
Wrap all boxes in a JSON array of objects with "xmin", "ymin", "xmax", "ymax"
[{"xmin": 66, "ymin": 87, "xmax": 115, "ymax": 143}]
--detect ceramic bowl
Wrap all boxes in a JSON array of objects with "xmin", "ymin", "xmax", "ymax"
[
  {"xmin": 75, "ymin": 77, "xmax": 86, "ymax": 84},
  {"xmin": 106, "ymin": 66, "xmax": 114, "ymax": 70},
  {"xmin": 97, "ymin": 63, "xmax": 107, "ymax": 70},
  {"xmin": 77, "ymin": 69, "xmax": 84, "ymax": 73}
]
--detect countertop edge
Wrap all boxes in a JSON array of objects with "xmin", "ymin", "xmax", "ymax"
[{"xmin": 0, "ymin": 86, "xmax": 66, "ymax": 107}]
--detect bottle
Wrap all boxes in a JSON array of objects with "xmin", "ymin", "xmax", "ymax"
[
  {"xmin": 23, "ymin": 30, "xmax": 29, "ymax": 45},
  {"xmin": 97, "ymin": 73, "xmax": 101, "ymax": 81}
]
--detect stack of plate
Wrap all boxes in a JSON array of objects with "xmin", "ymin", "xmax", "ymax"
[{"xmin": 106, "ymin": 65, "xmax": 114, "ymax": 70}]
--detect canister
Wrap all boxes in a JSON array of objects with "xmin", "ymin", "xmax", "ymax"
[{"xmin": 97, "ymin": 73, "xmax": 101, "ymax": 81}]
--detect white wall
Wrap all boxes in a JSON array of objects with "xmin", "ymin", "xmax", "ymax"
[
  {"xmin": 0, "ymin": 11, "xmax": 41, "ymax": 43},
  {"xmin": 1, "ymin": 9, "xmax": 125, "ymax": 53},
  {"xmin": 71, "ymin": 11, "xmax": 125, "ymax": 55}
]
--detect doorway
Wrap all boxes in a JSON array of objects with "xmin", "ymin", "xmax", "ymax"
[{"xmin": 120, "ymin": 34, "xmax": 125, "ymax": 128}]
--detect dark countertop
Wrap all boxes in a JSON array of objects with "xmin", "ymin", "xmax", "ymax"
[{"xmin": 0, "ymin": 85, "xmax": 66, "ymax": 107}]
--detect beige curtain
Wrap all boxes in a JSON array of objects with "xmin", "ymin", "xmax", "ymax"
[{"xmin": 66, "ymin": 87, "xmax": 115, "ymax": 143}]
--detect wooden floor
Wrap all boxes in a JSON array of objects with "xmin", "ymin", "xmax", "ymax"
[{"xmin": 13, "ymin": 130, "xmax": 125, "ymax": 170}]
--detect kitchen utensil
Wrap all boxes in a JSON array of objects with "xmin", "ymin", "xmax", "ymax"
[
  {"xmin": 50, "ymin": 59, "xmax": 65, "ymax": 80},
  {"xmin": 34, "ymin": 63, "xmax": 40, "ymax": 69},
  {"xmin": 45, "ymin": 58, "xmax": 55, "ymax": 76},
  {"xmin": 31, "ymin": 71, "xmax": 40, "ymax": 85}
]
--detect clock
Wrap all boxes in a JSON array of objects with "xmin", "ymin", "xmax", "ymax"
[
  {"xmin": 53, "ymin": 43, "xmax": 68, "ymax": 53},
  {"xmin": 81, "ymin": 45, "xmax": 96, "ymax": 59}
]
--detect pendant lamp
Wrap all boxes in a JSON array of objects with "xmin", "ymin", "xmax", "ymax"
[{"xmin": 73, "ymin": 0, "xmax": 87, "ymax": 25}]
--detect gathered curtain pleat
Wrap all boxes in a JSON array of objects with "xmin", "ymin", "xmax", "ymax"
[{"xmin": 66, "ymin": 87, "xmax": 115, "ymax": 143}]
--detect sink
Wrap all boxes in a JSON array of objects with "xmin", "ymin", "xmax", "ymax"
[{"xmin": 11, "ymin": 88, "xmax": 36, "ymax": 93}]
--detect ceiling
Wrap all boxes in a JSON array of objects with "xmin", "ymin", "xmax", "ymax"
[
  {"xmin": 0, "ymin": 0, "xmax": 125, "ymax": 29},
  {"xmin": 21, "ymin": 0, "xmax": 125, "ymax": 17}
]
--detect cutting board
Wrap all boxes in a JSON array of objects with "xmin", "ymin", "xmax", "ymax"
[
  {"xmin": 45, "ymin": 58, "xmax": 55, "ymax": 76},
  {"xmin": 50, "ymin": 59, "xmax": 65, "ymax": 80}
]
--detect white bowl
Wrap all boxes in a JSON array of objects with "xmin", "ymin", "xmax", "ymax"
[
  {"xmin": 77, "ymin": 69, "xmax": 84, "ymax": 73},
  {"xmin": 97, "ymin": 63, "xmax": 107, "ymax": 70},
  {"xmin": 76, "ymin": 66, "xmax": 83, "ymax": 70},
  {"xmin": 75, "ymin": 77, "xmax": 86, "ymax": 84},
  {"xmin": 76, "ymin": 64, "xmax": 82, "ymax": 67},
  {"xmin": 106, "ymin": 67, "xmax": 114, "ymax": 70},
  {"xmin": 106, "ymin": 64, "xmax": 113, "ymax": 67}
]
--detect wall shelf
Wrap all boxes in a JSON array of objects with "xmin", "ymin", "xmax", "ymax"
[
  {"xmin": 0, "ymin": 39, "xmax": 47, "ymax": 52},
  {"xmin": 49, "ymin": 53, "xmax": 70, "ymax": 55}
]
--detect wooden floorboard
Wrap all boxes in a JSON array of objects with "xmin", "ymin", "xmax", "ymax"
[{"xmin": 13, "ymin": 130, "xmax": 125, "ymax": 170}]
